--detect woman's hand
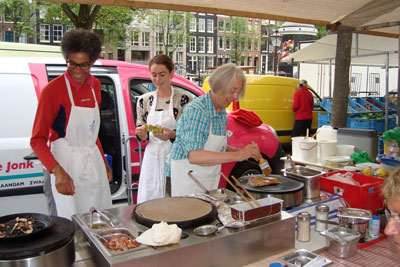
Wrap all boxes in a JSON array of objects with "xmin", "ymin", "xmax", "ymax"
[
  {"xmin": 135, "ymin": 125, "xmax": 148, "ymax": 141},
  {"xmin": 153, "ymin": 127, "xmax": 175, "ymax": 141},
  {"xmin": 236, "ymin": 143, "xmax": 262, "ymax": 162},
  {"xmin": 52, "ymin": 164, "xmax": 75, "ymax": 195}
]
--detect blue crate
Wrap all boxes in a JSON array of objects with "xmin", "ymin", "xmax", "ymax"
[
  {"xmin": 378, "ymin": 97, "xmax": 397, "ymax": 109},
  {"xmin": 321, "ymin": 97, "xmax": 359, "ymax": 114},
  {"xmin": 318, "ymin": 113, "xmax": 331, "ymax": 127},
  {"xmin": 347, "ymin": 118, "xmax": 385, "ymax": 133},
  {"xmin": 348, "ymin": 98, "xmax": 369, "ymax": 112},
  {"xmin": 353, "ymin": 97, "xmax": 381, "ymax": 112}
]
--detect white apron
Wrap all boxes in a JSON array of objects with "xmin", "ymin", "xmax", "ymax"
[
  {"xmin": 171, "ymin": 120, "xmax": 227, "ymax": 196},
  {"xmin": 137, "ymin": 88, "xmax": 176, "ymax": 204},
  {"xmin": 50, "ymin": 76, "xmax": 112, "ymax": 219}
]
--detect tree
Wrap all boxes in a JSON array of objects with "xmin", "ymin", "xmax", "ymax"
[
  {"xmin": 42, "ymin": 3, "xmax": 135, "ymax": 48},
  {"xmin": 331, "ymin": 31, "xmax": 353, "ymax": 128},
  {"xmin": 147, "ymin": 10, "xmax": 193, "ymax": 55},
  {"xmin": 0, "ymin": 0, "xmax": 38, "ymax": 42},
  {"xmin": 224, "ymin": 17, "xmax": 257, "ymax": 65},
  {"xmin": 315, "ymin": 25, "xmax": 326, "ymax": 40}
]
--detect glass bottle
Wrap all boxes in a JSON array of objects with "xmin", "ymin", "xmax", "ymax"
[
  {"xmin": 297, "ymin": 212, "xmax": 311, "ymax": 242},
  {"xmin": 315, "ymin": 204, "xmax": 329, "ymax": 232}
]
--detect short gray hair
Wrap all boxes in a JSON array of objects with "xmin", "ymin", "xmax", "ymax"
[
  {"xmin": 382, "ymin": 167, "xmax": 400, "ymax": 198},
  {"xmin": 208, "ymin": 63, "xmax": 246, "ymax": 98}
]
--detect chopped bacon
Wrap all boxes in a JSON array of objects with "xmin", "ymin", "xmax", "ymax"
[{"xmin": 102, "ymin": 236, "xmax": 140, "ymax": 251}]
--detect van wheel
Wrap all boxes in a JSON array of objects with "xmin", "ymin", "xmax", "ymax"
[{"xmin": 226, "ymin": 160, "xmax": 262, "ymax": 191}]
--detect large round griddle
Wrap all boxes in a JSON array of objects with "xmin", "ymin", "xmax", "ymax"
[
  {"xmin": 0, "ymin": 216, "xmax": 74, "ymax": 260},
  {"xmin": 238, "ymin": 174, "xmax": 304, "ymax": 194},
  {"xmin": 132, "ymin": 197, "xmax": 217, "ymax": 229},
  {"xmin": 0, "ymin": 213, "xmax": 54, "ymax": 241}
]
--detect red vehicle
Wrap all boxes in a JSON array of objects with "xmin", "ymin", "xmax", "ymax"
[{"xmin": 0, "ymin": 56, "xmax": 284, "ymax": 215}]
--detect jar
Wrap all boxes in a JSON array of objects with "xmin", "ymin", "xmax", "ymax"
[
  {"xmin": 369, "ymin": 215, "xmax": 380, "ymax": 237},
  {"xmin": 315, "ymin": 204, "xmax": 329, "ymax": 232},
  {"xmin": 297, "ymin": 212, "xmax": 311, "ymax": 242}
]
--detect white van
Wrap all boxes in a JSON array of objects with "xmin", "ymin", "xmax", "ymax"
[{"xmin": 0, "ymin": 44, "xmax": 285, "ymax": 216}]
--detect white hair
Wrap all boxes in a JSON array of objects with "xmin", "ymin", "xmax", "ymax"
[{"xmin": 208, "ymin": 63, "xmax": 246, "ymax": 98}]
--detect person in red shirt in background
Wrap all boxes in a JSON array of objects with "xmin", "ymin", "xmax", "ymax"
[
  {"xmin": 292, "ymin": 79, "xmax": 314, "ymax": 137},
  {"xmin": 30, "ymin": 29, "xmax": 112, "ymax": 219}
]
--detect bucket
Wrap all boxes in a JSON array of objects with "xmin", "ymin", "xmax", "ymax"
[
  {"xmin": 299, "ymin": 139, "xmax": 318, "ymax": 163},
  {"xmin": 316, "ymin": 126, "xmax": 337, "ymax": 141},
  {"xmin": 319, "ymin": 140, "xmax": 337, "ymax": 165},
  {"xmin": 292, "ymin": 136, "xmax": 306, "ymax": 161},
  {"xmin": 336, "ymin": 145, "xmax": 355, "ymax": 156}
]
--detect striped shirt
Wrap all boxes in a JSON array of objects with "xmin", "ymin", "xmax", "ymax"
[{"xmin": 165, "ymin": 91, "xmax": 227, "ymax": 176}]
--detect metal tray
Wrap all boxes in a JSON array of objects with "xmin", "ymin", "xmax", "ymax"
[
  {"xmin": 90, "ymin": 227, "xmax": 147, "ymax": 257},
  {"xmin": 79, "ymin": 210, "xmax": 121, "ymax": 230},
  {"xmin": 282, "ymin": 166, "xmax": 326, "ymax": 180},
  {"xmin": 279, "ymin": 249, "xmax": 332, "ymax": 266}
]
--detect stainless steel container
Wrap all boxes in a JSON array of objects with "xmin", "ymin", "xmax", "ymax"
[
  {"xmin": 321, "ymin": 227, "xmax": 361, "ymax": 259},
  {"xmin": 337, "ymin": 207, "xmax": 371, "ymax": 242},
  {"xmin": 282, "ymin": 166, "xmax": 325, "ymax": 202}
]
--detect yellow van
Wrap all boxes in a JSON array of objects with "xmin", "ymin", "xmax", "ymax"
[{"xmin": 202, "ymin": 75, "xmax": 324, "ymax": 144}]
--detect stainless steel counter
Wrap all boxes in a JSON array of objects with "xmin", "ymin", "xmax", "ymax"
[{"xmin": 72, "ymin": 204, "xmax": 296, "ymax": 267}]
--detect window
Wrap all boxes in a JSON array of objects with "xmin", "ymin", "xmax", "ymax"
[
  {"xmin": 190, "ymin": 18, "xmax": 196, "ymax": 32},
  {"xmin": 198, "ymin": 37, "xmax": 205, "ymax": 52},
  {"xmin": 177, "ymin": 52, "xmax": 183, "ymax": 65},
  {"xmin": 198, "ymin": 19, "xmax": 205, "ymax": 32},
  {"xmin": 198, "ymin": 56, "xmax": 205, "ymax": 71},
  {"xmin": 254, "ymin": 38, "xmax": 259, "ymax": 51},
  {"xmin": 108, "ymin": 53, "xmax": 113, "ymax": 60},
  {"xmin": 225, "ymin": 20, "xmax": 231, "ymax": 32},
  {"xmin": 226, "ymin": 37, "xmax": 231, "ymax": 50},
  {"xmin": 40, "ymin": 24, "xmax": 50, "ymax": 42},
  {"xmin": 131, "ymin": 31, "xmax": 139, "ymax": 46},
  {"xmin": 143, "ymin": 16, "xmax": 150, "ymax": 28},
  {"xmin": 189, "ymin": 36, "xmax": 196, "ymax": 52},
  {"xmin": 248, "ymin": 19, "xmax": 252, "ymax": 30},
  {"xmin": 132, "ymin": 18, "xmax": 140, "ymax": 27},
  {"xmin": 207, "ymin": 37, "xmax": 213, "ymax": 53},
  {"xmin": 218, "ymin": 37, "xmax": 224, "ymax": 50},
  {"xmin": 218, "ymin": 20, "xmax": 224, "ymax": 31},
  {"xmin": 156, "ymin": 32, "xmax": 163, "ymax": 46},
  {"xmin": 142, "ymin": 32, "xmax": 150, "ymax": 46},
  {"xmin": 255, "ymin": 20, "xmax": 259, "ymax": 30},
  {"xmin": 207, "ymin": 19, "xmax": 214, "ymax": 33},
  {"xmin": 53, "ymin": 24, "xmax": 63, "ymax": 43},
  {"xmin": 206, "ymin": 56, "xmax": 214, "ymax": 67},
  {"xmin": 188, "ymin": 56, "xmax": 197, "ymax": 72}
]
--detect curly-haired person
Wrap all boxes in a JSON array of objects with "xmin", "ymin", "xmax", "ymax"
[{"xmin": 30, "ymin": 29, "xmax": 112, "ymax": 219}]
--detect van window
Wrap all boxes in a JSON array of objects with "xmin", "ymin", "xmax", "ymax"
[
  {"xmin": 129, "ymin": 79, "xmax": 199, "ymax": 124},
  {"xmin": 308, "ymin": 89, "xmax": 323, "ymax": 111}
]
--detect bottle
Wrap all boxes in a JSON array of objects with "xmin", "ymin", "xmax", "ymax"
[
  {"xmin": 296, "ymin": 212, "xmax": 311, "ymax": 242},
  {"xmin": 315, "ymin": 204, "xmax": 329, "ymax": 232},
  {"xmin": 369, "ymin": 215, "xmax": 380, "ymax": 237},
  {"xmin": 389, "ymin": 143, "xmax": 400, "ymax": 159}
]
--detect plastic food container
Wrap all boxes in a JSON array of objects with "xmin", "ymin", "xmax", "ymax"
[
  {"xmin": 324, "ymin": 156, "xmax": 353, "ymax": 168},
  {"xmin": 321, "ymin": 227, "xmax": 361, "ymax": 259}
]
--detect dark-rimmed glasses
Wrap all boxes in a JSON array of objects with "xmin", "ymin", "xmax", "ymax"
[
  {"xmin": 385, "ymin": 208, "xmax": 400, "ymax": 228},
  {"xmin": 67, "ymin": 61, "xmax": 91, "ymax": 70}
]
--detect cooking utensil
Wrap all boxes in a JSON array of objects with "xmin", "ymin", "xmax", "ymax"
[
  {"xmin": 237, "ymin": 174, "xmax": 304, "ymax": 208},
  {"xmin": 221, "ymin": 172, "xmax": 255, "ymax": 209},
  {"xmin": 89, "ymin": 207, "xmax": 118, "ymax": 229},
  {"xmin": 251, "ymin": 141, "xmax": 272, "ymax": 176},
  {"xmin": 188, "ymin": 170, "xmax": 210, "ymax": 194},
  {"xmin": 193, "ymin": 221, "xmax": 238, "ymax": 236},
  {"xmin": 0, "ymin": 213, "xmax": 54, "ymax": 241},
  {"xmin": 287, "ymin": 155, "xmax": 297, "ymax": 174},
  {"xmin": 230, "ymin": 175, "xmax": 261, "ymax": 207},
  {"xmin": 321, "ymin": 227, "xmax": 361, "ymax": 258}
]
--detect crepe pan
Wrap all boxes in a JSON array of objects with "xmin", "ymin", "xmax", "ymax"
[
  {"xmin": 132, "ymin": 198, "xmax": 217, "ymax": 229},
  {"xmin": 0, "ymin": 213, "xmax": 54, "ymax": 241}
]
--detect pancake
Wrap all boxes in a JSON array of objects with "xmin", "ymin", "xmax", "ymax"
[{"xmin": 135, "ymin": 197, "xmax": 212, "ymax": 222}]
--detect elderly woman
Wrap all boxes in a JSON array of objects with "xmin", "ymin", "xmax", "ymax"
[
  {"xmin": 383, "ymin": 167, "xmax": 400, "ymax": 253},
  {"xmin": 168, "ymin": 63, "xmax": 261, "ymax": 196},
  {"xmin": 30, "ymin": 29, "xmax": 112, "ymax": 219}
]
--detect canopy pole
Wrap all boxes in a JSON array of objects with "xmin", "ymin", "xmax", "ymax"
[
  {"xmin": 329, "ymin": 59, "xmax": 332, "ymax": 97},
  {"xmin": 398, "ymin": 26, "xmax": 400, "ymax": 127},
  {"xmin": 385, "ymin": 52, "xmax": 389, "ymax": 131}
]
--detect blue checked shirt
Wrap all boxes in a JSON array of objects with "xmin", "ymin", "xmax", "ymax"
[{"xmin": 165, "ymin": 91, "xmax": 227, "ymax": 176}]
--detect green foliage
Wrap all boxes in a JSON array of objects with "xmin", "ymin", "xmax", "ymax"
[
  {"xmin": 224, "ymin": 17, "xmax": 256, "ymax": 64},
  {"xmin": 147, "ymin": 10, "xmax": 193, "ymax": 54},
  {"xmin": 315, "ymin": 25, "xmax": 326, "ymax": 40},
  {"xmin": 0, "ymin": 0, "xmax": 39, "ymax": 41}
]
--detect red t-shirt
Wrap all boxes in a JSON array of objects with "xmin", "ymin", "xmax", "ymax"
[
  {"xmin": 292, "ymin": 86, "xmax": 314, "ymax": 120},
  {"xmin": 30, "ymin": 72, "xmax": 106, "ymax": 172}
]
